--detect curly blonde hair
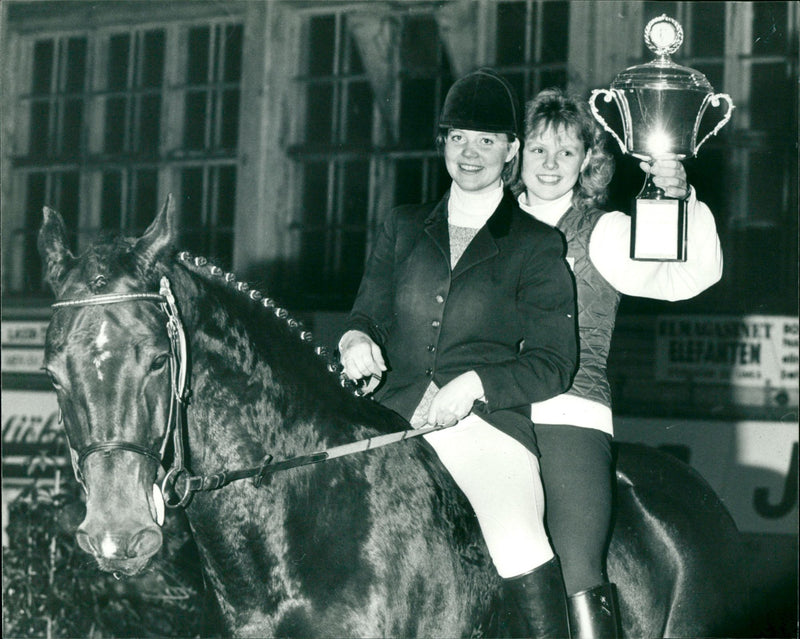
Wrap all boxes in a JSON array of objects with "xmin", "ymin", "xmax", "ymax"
[{"xmin": 516, "ymin": 88, "xmax": 614, "ymax": 212}]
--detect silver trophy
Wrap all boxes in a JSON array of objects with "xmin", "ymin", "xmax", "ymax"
[{"xmin": 590, "ymin": 15, "xmax": 734, "ymax": 261}]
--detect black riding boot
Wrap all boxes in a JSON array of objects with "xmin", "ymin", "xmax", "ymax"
[
  {"xmin": 504, "ymin": 556, "xmax": 570, "ymax": 638},
  {"xmin": 567, "ymin": 582, "xmax": 621, "ymax": 639}
]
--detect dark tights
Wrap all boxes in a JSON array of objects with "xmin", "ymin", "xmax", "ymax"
[{"xmin": 535, "ymin": 423, "xmax": 613, "ymax": 596}]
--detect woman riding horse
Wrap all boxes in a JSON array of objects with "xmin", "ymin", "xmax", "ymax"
[{"xmin": 339, "ymin": 68, "xmax": 578, "ymax": 637}]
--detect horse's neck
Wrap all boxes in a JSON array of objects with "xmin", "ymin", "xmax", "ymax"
[
  {"xmin": 174, "ymin": 272, "xmax": 321, "ymax": 626},
  {"xmin": 168, "ymin": 259, "xmax": 409, "ymax": 475},
  {"xmin": 173, "ymin": 267, "xmax": 319, "ymax": 469}
]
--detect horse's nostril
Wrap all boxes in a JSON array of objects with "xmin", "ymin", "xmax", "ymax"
[
  {"xmin": 76, "ymin": 530, "xmax": 95, "ymax": 555},
  {"xmin": 129, "ymin": 527, "xmax": 163, "ymax": 559}
]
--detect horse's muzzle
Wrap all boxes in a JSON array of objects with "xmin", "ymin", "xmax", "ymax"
[{"xmin": 76, "ymin": 525, "xmax": 163, "ymax": 575}]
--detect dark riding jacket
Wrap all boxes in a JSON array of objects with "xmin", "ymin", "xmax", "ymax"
[{"xmin": 346, "ymin": 189, "xmax": 578, "ymax": 453}]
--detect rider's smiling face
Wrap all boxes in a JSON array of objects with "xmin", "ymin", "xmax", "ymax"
[
  {"xmin": 444, "ymin": 129, "xmax": 519, "ymax": 194},
  {"xmin": 522, "ymin": 124, "xmax": 591, "ymax": 205}
]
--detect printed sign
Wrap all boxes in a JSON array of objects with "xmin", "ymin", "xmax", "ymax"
[
  {"xmin": 1, "ymin": 321, "xmax": 49, "ymax": 347},
  {"xmin": 655, "ymin": 315, "xmax": 799, "ymax": 387},
  {"xmin": 1, "ymin": 389, "xmax": 68, "ymax": 548},
  {"xmin": 2, "ymin": 348, "xmax": 45, "ymax": 374},
  {"xmin": 1, "ymin": 320, "xmax": 48, "ymax": 374}
]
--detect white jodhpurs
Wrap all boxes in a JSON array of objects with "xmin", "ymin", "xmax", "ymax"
[{"xmin": 420, "ymin": 413, "xmax": 554, "ymax": 578}]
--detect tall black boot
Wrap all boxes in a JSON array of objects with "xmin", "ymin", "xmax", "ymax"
[
  {"xmin": 504, "ymin": 556, "xmax": 570, "ymax": 638},
  {"xmin": 567, "ymin": 582, "xmax": 621, "ymax": 639}
]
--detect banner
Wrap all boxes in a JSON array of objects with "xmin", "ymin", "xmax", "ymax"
[{"xmin": 655, "ymin": 315, "xmax": 799, "ymax": 387}]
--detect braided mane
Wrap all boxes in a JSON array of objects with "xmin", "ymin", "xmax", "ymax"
[
  {"xmin": 174, "ymin": 251, "xmax": 345, "ymax": 383},
  {"xmin": 166, "ymin": 249, "xmax": 408, "ymax": 438}
]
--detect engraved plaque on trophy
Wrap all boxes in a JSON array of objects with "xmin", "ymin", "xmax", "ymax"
[{"xmin": 590, "ymin": 15, "xmax": 734, "ymax": 261}]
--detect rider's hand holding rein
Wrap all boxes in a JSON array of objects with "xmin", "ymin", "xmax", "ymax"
[
  {"xmin": 425, "ymin": 371, "xmax": 485, "ymax": 428},
  {"xmin": 340, "ymin": 326, "xmax": 485, "ymax": 428},
  {"xmin": 641, "ymin": 153, "xmax": 689, "ymax": 200},
  {"xmin": 339, "ymin": 329, "xmax": 386, "ymax": 392}
]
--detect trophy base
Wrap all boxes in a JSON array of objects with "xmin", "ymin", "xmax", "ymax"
[{"xmin": 630, "ymin": 197, "xmax": 688, "ymax": 262}]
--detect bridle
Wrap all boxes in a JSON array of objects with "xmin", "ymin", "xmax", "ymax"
[
  {"xmin": 51, "ymin": 275, "xmax": 453, "ymax": 513},
  {"xmin": 52, "ymin": 277, "xmax": 192, "ymax": 508}
]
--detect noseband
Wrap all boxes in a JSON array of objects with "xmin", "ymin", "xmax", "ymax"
[{"xmin": 52, "ymin": 277, "xmax": 192, "ymax": 507}]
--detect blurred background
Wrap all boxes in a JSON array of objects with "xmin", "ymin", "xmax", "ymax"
[{"xmin": 1, "ymin": 1, "xmax": 797, "ymax": 637}]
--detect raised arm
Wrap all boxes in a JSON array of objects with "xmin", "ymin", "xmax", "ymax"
[{"xmin": 589, "ymin": 158, "xmax": 723, "ymax": 300}]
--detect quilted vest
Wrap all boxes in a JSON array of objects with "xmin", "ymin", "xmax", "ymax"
[{"xmin": 557, "ymin": 207, "xmax": 621, "ymax": 407}]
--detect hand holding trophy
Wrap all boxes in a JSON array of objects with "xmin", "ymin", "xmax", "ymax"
[{"xmin": 590, "ymin": 15, "xmax": 734, "ymax": 261}]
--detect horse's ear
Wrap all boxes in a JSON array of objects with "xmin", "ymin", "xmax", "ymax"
[
  {"xmin": 38, "ymin": 206, "xmax": 75, "ymax": 296},
  {"xmin": 134, "ymin": 194, "xmax": 178, "ymax": 264}
]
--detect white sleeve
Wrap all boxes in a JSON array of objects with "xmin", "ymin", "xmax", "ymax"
[{"xmin": 588, "ymin": 187, "xmax": 723, "ymax": 301}]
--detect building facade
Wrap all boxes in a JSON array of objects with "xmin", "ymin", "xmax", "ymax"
[{"xmin": 2, "ymin": 0, "xmax": 797, "ymax": 313}]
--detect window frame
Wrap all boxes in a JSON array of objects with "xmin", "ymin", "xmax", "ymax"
[
  {"xmin": 492, "ymin": 0, "xmax": 572, "ymax": 102},
  {"xmin": 2, "ymin": 3, "xmax": 248, "ymax": 298},
  {"xmin": 285, "ymin": 6, "xmax": 455, "ymax": 309}
]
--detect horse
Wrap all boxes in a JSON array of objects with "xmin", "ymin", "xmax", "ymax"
[{"xmin": 38, "ymin": 196, "xmax": 749, "ymax": 638}]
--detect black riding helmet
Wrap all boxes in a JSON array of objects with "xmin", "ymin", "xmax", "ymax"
[{"xmin": 438, "ymin": 68, "xmax": 521, "ymax": 139}]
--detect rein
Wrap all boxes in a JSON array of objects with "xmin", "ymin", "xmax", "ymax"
[
  {"xmin": 169, "ymin": 422, "xmax": 452, "ymax": 496},
  {"xmin": 51, "ymin": 276, "xmax": 452, "ymax": 509}
]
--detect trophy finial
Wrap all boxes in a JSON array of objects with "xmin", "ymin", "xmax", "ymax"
[{"xmin": 644, "ymin": 14, "xmax": 684, "ymax": 58}]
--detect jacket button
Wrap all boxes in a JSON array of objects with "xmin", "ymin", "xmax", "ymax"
[
  {"xmin": 435, "ymin": 294, "xmax": 444, "ymax": 303},
  {"xmin": 426, "ymin": 344, "xmax": 436, "ymax": 352},
  {"xmin": 425, "ymin": 368, "xmax": 433, "ymax": 377},
  {"xmin": 431, "ymin": 320, "xmax": 440, "ymax": 328}
]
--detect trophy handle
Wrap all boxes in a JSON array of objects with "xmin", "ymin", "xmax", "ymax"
[
  {"xmin": 589, "ymin": 89, "xmax": 627, "ymax": 155},
  {"xmin": 694, "ymin": 93, "xmax": 735, "ymax": 155}
]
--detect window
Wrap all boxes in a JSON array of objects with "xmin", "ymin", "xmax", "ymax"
[
  {"xmin": 730, "ymin": 2, "xmax": 797, "ymax": 313},
  {"xmin": 495, "ymin": 0, "xmax": 570, "ymax": 102},
  {"xmin": 4, "ymin": 7, "xmax": 244, "ymax": 298},
  {"xmin": 15, "ymin": 35, "xmax": 90, "ymax": 293},
  {"xmin": 100, "ymin": 29, "xmax": 165, "ymax": 236},
  {"xmin": 287, "ymin": 10, "xmax": 452, "ymax": 309},
  {"xmin": 288, "ymin": 13, "xmax": 375, "ymax": 308},
  {"xmin": 5, "ymin": 1, "xmax": 795, "ymax": 317},
  {"xmin": 393, "ymin": 14, "xmax": 452, "ymax": 207},
  {"xmin": 178, "ymin": 23, "xmax": 243, "ymax": 266},
  {"xmin": 287, "ymin": 3, "xmax": 569, "ymax": 310}
]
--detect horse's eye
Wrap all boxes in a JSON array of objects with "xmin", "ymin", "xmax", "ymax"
[
  {"xmin": 42, "ymin": 368, "xmax": 63, "ymax": 391},
  {"xmin": 149, "ymin": 354, "xmax": 170, "ymax": 372}
]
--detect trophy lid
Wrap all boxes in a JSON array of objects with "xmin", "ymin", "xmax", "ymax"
[{"xmin": 611, "ymin": 15, "xmax": 713, "ymax": 93}]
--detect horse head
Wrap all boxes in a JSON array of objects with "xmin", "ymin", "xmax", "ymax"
[{"xmin": 39, "ymin": 196, "xmax": 180, "ymax": 576}]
